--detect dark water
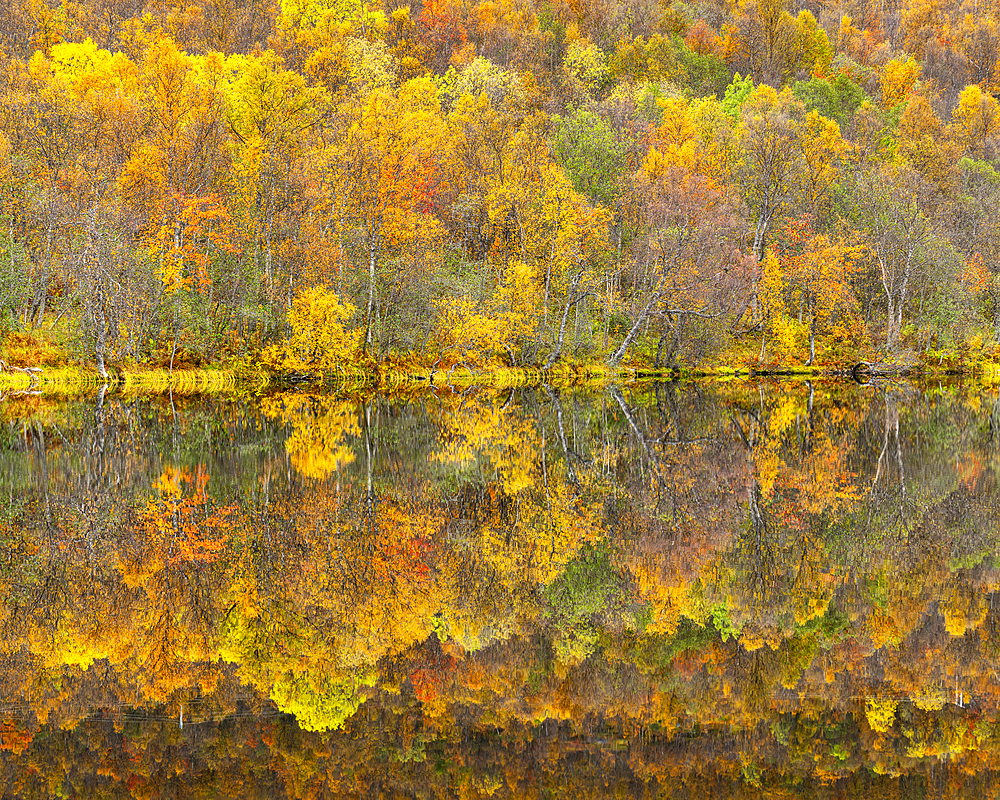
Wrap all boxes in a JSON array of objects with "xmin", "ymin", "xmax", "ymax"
[{"xmin": 2, "ymin": 379, "xmax": 1000, "ymax": 798}]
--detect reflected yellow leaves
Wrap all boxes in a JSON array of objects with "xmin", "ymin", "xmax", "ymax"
[
  {"xmin": 261, "ymin": 393, "xmax": 358, "ymax": 479},
  {"xmin": 754, "ymin": 394, "xmax": 797, "ymax": 498},
  {"xmin": 215, "ymin": 479, "xmax": 443, "ymax": 727},
  {"xmin": 432, "ymin": 400, "xmax": 537, "ymax": 494},
  {"xmin": 433, "ymin": 398, "xmax": 605, "ymax": 589},
  {"xmin": 865, "ymin": 698, "xmax": 898, "ymax": 733},
  {"xmin": 750, "ymin": 388, "xmax": 861, "ymax": 513},
  {"xmin": 866, "ymin": 607, "xmax": 902, "ymax": 649},
  {"xmin": 8, "ymin": 382, "xmax": 1000, "ymax": 779},
  {"xmin": 940, "ymin": 583, "xmax": 988, "ymax": 637},
  {"xmin": 270, "ymin": 669, "xmax": 376, "ymax": 732}
]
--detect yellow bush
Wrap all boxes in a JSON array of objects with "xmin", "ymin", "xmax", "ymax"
[
  {"xmin": 275, "ymin": 285, "xmax": 361, "ymax": 370},
  {"xmin": 865, "ymin": 698, "xmax": 897, "ymax": 732}
]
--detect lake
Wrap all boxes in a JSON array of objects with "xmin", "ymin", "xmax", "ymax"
[{"xmin": 1, "ymin": 378, "xmax": 999, "ymax": 797}]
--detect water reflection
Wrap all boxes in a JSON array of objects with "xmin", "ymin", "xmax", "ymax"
[{"xmin": 1, "ymin": 379, "xmax": 1000, "ymax": 796}]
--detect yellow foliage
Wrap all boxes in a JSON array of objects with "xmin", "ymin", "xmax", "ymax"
[
  {"xmin": 759, "ymin": 250, "xmax": 786, "ymax": 318},
  {"xmin": 432, "ymin": 399, "xmax": 538, "ymax": 494},
  {"xmin": 865, "ymin": 697, "xmax": 898, "ymax": 732},
  {"xmin": 761, "ymin": 234, "xmax": 863, "ymax": 363},
  {"xmin": 149, "ymin": 194, "xmax": 238, "ymax": 295},
  {"xmin": 951, "ymin": 84, "xmax": 1000, "ymax": 155},
  {"xmin": 118, "ymin": 141, "xmax": 166, "ymax": 218},
  {"xmin": 867, "ymin": 607, "xmax": 900, "ymax": 648},
  {"xmin": 630, "ymin": 567, "xmax": 688, "ymax": 635},
  {"xmin": 273, "ymin": 285, "xmax": 362, "ymax": 371},
  {"xmin": 260, "ymin": 393, "xmax": 359, "ymax": 479},
  {"xmin": 941, "ymin": 585, "xmax": 987, "ymax": 637},
  {"xmin": 142, "ymin": 466, "xmax": 235, "ymax": 564},
  {"xmin": 658, "ymin": 98, "xmax": 696, "ymax": 148},
  {"xmin": 797, "ymin": 112, "xmax": 849, "ymax": 214},
  {"xmin": 435, "ymin": 261, "xmax": 541, "ymax": 364},
  {"xmin": 881, "ymin": 57, "xmax": 920, "ymax": 107},
  {"xmin": 913, "ymin": 688, "xmax": 947, "ymax": 711},
  {"xmin": 739, "ymin": 626, "xmax": 766, "ymax": 651}
]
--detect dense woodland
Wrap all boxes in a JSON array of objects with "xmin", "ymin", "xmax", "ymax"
[
  {"xmin": 2, "ymin": 381, "xmax": 1000, "ymax": 794},
  {"xmin": 1, "ymin": 0, "xmax": 1000, "ymax": 371}
]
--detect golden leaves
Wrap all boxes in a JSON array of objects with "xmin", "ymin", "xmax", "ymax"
[
  {"xmin": 865, "ymin": 697, "xmax": 898, "ymax": 732},
  {"xmin": 434, "ymin": 261, "xmax": 541, "ymax": 365},
  {"xmin": 274, "ymin": 286, "xmax": 361, "ymax": 371},
  {"xmin": 261, "ymin": 393, "xmax": 359, "ymax": 479},
  {"xmin": 432, "ymin": 398, "xmax": 537, "ymax": 493},
  {"xmin": 149, "ymin": 193, "xmax": 239, "ymax": 295},
  {"xmin": 881, "ymin": 56, "xmax": 920, "ymax": 108}
]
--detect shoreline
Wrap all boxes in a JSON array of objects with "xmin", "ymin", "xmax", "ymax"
[{"xmin": 2, "ymin": 359, "xmax": 997, "ymax": 395}]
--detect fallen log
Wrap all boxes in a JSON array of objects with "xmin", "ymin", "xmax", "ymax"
[{"xmin": 0, "ymin": 360, "xmax": 44, "ymax": 384}]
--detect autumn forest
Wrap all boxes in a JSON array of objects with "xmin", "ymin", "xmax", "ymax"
[{"xmin": 2, "ymin": 0, "xmax": 1000, "ymax": 374}]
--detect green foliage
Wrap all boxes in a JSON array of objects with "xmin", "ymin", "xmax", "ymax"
[
  {"xmin": 676, "ymin": 41, "xmax": 731, "ymax": 98},
  {"xmin": 551, "ymin": 107, "xmax": 629, "ymax": 207},
  {"xmin": 543, "ymin": 544, "xmax": 621, "ymax": 663},
  {"xmin": 637, "ymin": 617, "xmax": 718, "ymax": 669},
  {"xmin": 792, "ymin": 73, "xmax": 869, "ymax": 126},
  {"xmin": 721, "ymin": 72, "xmax": 755, "ymax": 118}
]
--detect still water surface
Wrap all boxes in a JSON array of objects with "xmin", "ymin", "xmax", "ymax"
[{"xmin": 1, "ymin": 379, "xmax": 999, "ymax": 797}]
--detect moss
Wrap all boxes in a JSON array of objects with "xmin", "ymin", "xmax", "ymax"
[{"xmin": 0, "ymin": 372, "xmax": 34, "ymax": 391}]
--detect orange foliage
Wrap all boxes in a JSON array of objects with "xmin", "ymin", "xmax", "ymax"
[{"xmin": 142, "ymin": 466, "xmax": 236, "ymax": 563}]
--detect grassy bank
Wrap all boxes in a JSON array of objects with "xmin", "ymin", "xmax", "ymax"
[
  {"xmin": 0, "ymin": 366, "xmax": 268, "ymax": 395},
  {"xmin": 5, "ymin": 358, "xmax": 1000, "ymax": 398}
]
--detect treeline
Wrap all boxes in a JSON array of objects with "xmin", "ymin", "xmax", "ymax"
[{"xmin": 0, "ymin": 0, "xmax": 999, "ymax": 371}]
